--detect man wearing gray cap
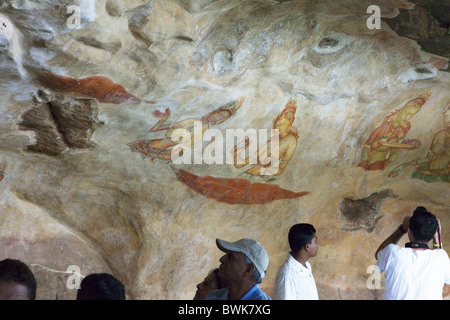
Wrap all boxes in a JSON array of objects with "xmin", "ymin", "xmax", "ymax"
[{"xmin": 206, "ymin": 238, "xmax": 271, "ymax": 300}]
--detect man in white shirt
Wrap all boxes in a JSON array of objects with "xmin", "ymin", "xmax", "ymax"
[
  {"xmin": 375, "ymin": 206, "xmax": 450, "ymax": 300},
  {"xmin": 274, "ymin": 223, "xmax": 319, "ymax": 300}
]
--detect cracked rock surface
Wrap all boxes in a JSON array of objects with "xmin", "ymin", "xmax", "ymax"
[{"xmin": 0, "ymin": 0, "xmax": 448, "ymax": 299}]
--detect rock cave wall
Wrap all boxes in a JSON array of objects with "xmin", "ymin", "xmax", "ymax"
[{"xmin": 0, "ymin": 0, "xmax": 449, "ymax": 299}]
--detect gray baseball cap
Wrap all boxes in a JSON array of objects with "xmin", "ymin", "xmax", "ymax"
[{"xmin": 216, "ymin": 238, "xmax": 269, "ymax": 278}]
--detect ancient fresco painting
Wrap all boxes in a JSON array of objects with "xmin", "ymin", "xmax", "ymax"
[
  {"xmin": 36, "ymin": 71, "xmax": 155, "ymax": 105},
  {"xmin": 233, "ymin": 99, "xmax": 298, "ymax": 179},
  {"xmin": 174, "ymin": 99, "xmax": 308, "ymax": 204},
  {"xmin": 388, "ymin": 101, "xmax": 450, "ymax": 183},
  {"xmin": 175, "ymin": 169, "xmax": 309, "ymax": 205},
  {"xmin": 129, "ymin": 98, "xmax": 308, "ymax": 204},
  {"xmin": 358, "ymin": 91, "xmax": 431, "ymax": 171},
  {"xmin": 128, "ymin": 98, "xmax": 244, "ymax": 161}
]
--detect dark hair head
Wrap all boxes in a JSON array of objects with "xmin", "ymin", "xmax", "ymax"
[
  {"xmin": 76, "ymin": 273, "xmax": 125, "ymax": 300},
  {"xmin": 409, "ymin": 206, "xmax": 438, "ymax": 242},
  {"xmin": 0, "ymin": 258, "xmax": 37, "ymax": 300},
  {"xmin": 288, "ymin": 223, "xmax": 316, "ymax": 254}
]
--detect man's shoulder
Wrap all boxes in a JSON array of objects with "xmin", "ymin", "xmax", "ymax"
[
  {"xmin": 252, "ymin": 286, "xmax": 272, "ymax": 300},
  {"xmin": 380, "ymin": 243, "xmax": 402, "ymax": 255},
  {"xmin": 381, "ymin": 244, "xmax": 450, "ymax": 260},
  {"xmin": 243, "ymin": 284, "xmax": 272, "ymax": 300},
  {"xmin": 275, "ymin": 263, "xmax": 300, "ymax": 284},
  {"xmin": 276, "ymin": 259, "xmax": 290, "ymax": 273},
  {"xmin": 206, "ymin": 288, "xmax": 228, "ymax": 300},
  {"xmin": 377, "ymin": 243, "xmax": 400, "ymax": 263},
  {"xmin": 431, "ymin": 248, "xmax": 450, "ymax": 262}
]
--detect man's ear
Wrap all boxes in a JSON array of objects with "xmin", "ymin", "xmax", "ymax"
[
  {"xmin": 304, "ymin": 243, "xmax": 310, "ymax": 252},
  {"xmin": 407, "ymin": 228, "xmax": 413, "ymax": 242},
  {"xmin": 244, "ymin": 263, "xmax": 255, "ymax": 278}
]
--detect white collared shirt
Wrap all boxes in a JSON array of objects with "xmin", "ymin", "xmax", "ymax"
[{"xmin": 274, "ymin": 253, "xmax": 319, "ymax": 300}]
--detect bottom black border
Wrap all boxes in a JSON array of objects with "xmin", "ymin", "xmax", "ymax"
[{"xmin": 6, "ymin": 299, "xmax": 447, "ymax": 318}]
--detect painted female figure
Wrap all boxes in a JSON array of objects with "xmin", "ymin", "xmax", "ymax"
[
  {"xmin": 128, "ymin": 98, "xmax": 244, "ymax": 161},
  {"xmin": 388, "ymin": 103, "xmax": 449, "ymax": 182},
  {"xmin": 233, "ymin": 99, "xmax": 299, "ymax": 177},
  {"xmin": 358, "ymin": 91, "xmax": 431, "ymax": 171}
]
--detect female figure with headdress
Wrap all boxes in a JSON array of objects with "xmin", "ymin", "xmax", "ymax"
[
  {"xmin": 234, "ymin": 99, "xmax": 299, "ymax": 177},
  {"xmin": 358, "ymin": 91, "xmax": 431, "ymax": 171},
  {"xmin": 388, "ymin": 103, "xmax": 450, "ymax": 182}
]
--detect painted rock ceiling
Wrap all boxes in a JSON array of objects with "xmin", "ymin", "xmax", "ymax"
[{"xmin": 0, "ymin": 0, "xmax": 449, "ymax": 299}]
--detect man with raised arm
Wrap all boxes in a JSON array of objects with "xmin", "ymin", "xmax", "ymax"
[{"xmin": 375, "ymin": 206, "xmax": 450, "ymax": 300}]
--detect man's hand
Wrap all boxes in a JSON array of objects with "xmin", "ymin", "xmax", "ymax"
[
  {"xmin": 375, "ymin": 216, "xmax": 410, "ymax": 260},
  {"xmin": 401, "ymin": 217, "xmax": 411, "ymax": 233},
  {"xmin": 433, "ymin": 218, "xmax": 442, "ymax": 248}
]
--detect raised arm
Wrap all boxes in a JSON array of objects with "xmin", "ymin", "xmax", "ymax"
[{"xmin": 375, "ymin": 217, "xmax": 410, "ymax": 260}]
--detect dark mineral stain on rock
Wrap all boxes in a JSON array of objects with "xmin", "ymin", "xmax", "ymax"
[
  {"xmin": 318, "ymin": 37, "xmax": 339, "ymax": 48},
  {"xmin": 18, "ymin": 91, "xmax": 104, "ymax": 156},
  {"xmin": 338, "ymin": 189, "xmax": 396, "ymax": 233}
]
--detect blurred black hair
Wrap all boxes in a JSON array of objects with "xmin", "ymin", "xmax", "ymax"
[
  {"xmin": 77, "ymin": 273, "xmax": 125, "ymax": 300},
  {"xmin": 0, "ymin": 258, "xmax": 37, "ymax": 300},
  {"xmin": 288, "ymin": 223, "xmax": 316, "ymax": 254},
  {"xmin": 409, "ymin": 206, "xmax": 438, "ymax": 242}
]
